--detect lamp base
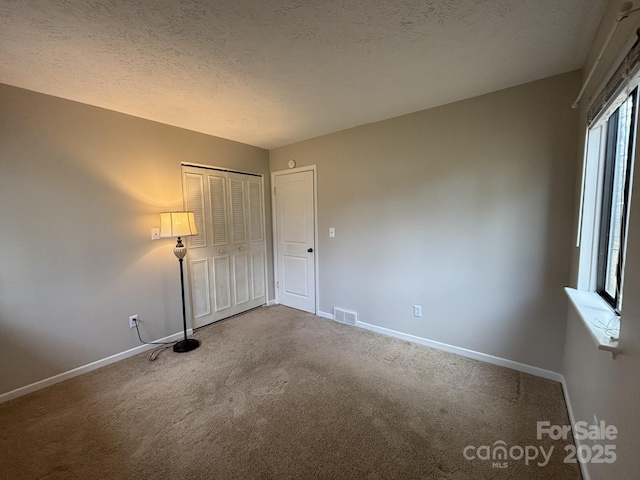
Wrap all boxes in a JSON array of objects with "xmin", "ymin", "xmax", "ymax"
[{"xmin": 173, "ymin": 338, "xmax": 200, "ymax": 353}]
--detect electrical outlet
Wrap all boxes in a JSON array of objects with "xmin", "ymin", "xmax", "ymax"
[
  {"xmin": 129, "ymin": 314, "xmax": 138, "ymax": 328},
  {"xmin": 413, "ymin": 305, "xmax": 422, "ymax": 318}
]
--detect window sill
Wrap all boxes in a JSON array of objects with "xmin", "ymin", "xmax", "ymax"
[{"xmin": 564, "ymin": 287, "xmax": 621, "ymax": 356}]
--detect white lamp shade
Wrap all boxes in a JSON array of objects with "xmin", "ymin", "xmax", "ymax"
[{"xmin": 159, "ymin": 212, "xmax": 198, "ymax": 238}]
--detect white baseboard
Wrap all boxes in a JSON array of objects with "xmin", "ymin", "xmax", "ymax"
[
  {"xmin": 353, "ymin": 320, "xmax": 563, "ymax": 383},
  {"xmin": 266, "ymin": 299, "xmax": 276, "ymax": 306},
  {"xmin": 560, "ymin": 377, "xmax": 591, "ymax": 480},
  {"xmin": 0, "ymin": 329, "xmax": 192, "ymax": 404},
  {"xmin": 318, "ymin": 309, "xmax": 562, "ymax": 382},
  {"xmin": 356, "ymin": 322, "xmax": 563, "ymax": 382}
]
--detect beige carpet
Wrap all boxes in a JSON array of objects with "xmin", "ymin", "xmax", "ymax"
[{"xmin": 0, "ymin": 305, "xmax": 580, "ymax": 479}]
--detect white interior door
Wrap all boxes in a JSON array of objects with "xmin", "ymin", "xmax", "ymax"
[
  {"xmin": 273, "ymin": 169, "xmax": 316, "ymax": 313},
  {"xmin": 183, "ymin": 165, "xmax": 267, "ymax": 327}
]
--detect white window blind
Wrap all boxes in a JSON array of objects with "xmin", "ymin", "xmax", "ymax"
[{"xmin": 588, "ymin": 36, "xmax": 640, "ymax": 127}]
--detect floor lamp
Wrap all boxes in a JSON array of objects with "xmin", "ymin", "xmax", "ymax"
[{"xmin": 159, "ymin": 211, "xmax": 200, "ymax": 353}]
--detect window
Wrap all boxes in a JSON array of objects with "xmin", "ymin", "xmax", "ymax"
[
  {"xmin": 596, "ymin": 90, "xmax": 637, "ymax": 313},
  {"xmin": 575, "ymin": 38, "xmax": 640, "ymax": 332},
  {"xmin": 570, "ymin": 32, "xmax": 640, "ymax": 350}
]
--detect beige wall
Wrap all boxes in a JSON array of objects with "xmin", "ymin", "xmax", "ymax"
[
  {"xmin": 271, "ymin": 71, "xmax": 580, "ymax": 373},
  {"xmin": 562, "ymin": 0, "xmax": 640, "ymax": 478},
  {"xmin": 0, "ymin": 84, "xmax": 272, "ymax": 395}
]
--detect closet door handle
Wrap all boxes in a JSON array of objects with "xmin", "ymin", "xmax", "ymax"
[
  {"xmin": 218, "ymin": 249, "xmax": 225, "ymax": 254},
  {"xmin": 307, "ymin": 248, "xmax": 313, "ymax": 253}
]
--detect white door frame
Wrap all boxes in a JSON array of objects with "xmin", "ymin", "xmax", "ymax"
[{"xmin": 271, "ymin": 165, "xmax": 319, "ymax": 314}]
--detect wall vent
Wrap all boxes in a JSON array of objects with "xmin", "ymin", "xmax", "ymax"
[{"xmin": 334, "ymin": 308, "xmax": 357, "ymax": 326}]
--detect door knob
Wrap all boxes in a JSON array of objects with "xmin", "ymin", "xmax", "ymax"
[
  {"xmin": 239, "ymin": 246, "xmax": 244, "ymax": 251},
  {"xmin": 307, "ymin": 248, "xmax": 313, "ymax": 253},
  {"xmin": 218, "ymin": 249, "xmax": 225, "ymax": 254}
]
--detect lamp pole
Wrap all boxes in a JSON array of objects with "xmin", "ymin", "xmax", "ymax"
[{"xmin": 172, "ymin": 235, "xmax": 200, "ymax": 353}]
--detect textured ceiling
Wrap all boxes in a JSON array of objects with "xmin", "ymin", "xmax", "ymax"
[{"xmin": 0, "ymin": 0, "xmax": 608, "ymax": 149}]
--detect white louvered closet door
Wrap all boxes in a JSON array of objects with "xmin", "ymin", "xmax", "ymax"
[{"xmin": 182, "ymin": 165, "xmax": 266, "ymax": 328}]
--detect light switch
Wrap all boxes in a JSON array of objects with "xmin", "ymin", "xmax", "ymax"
[
  {"xmin": 151, "ymin": 228, "xmax": 160, "ymax": 240},
  {"xmin": 329, "ymin": 227, "xmax": 335, "ymax": 238}
]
